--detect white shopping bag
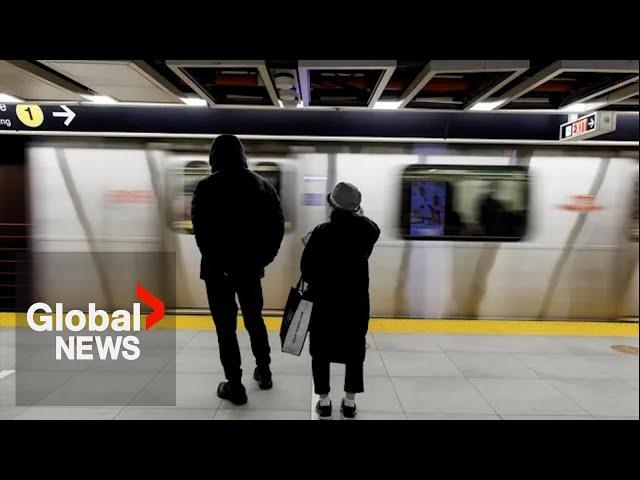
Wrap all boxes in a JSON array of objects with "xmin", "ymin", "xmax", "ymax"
[{"xmin": 282, "ymin": 298, "xmax": 313, "ymax": 356}]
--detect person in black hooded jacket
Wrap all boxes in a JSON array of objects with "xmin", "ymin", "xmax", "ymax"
[
  {"xmin": 301, "ymin": 182, "xmax": 380, "ymax": 419},
  {"xmin": 191, "ymin": 134, "xmax": 284, "ymax": 405}
]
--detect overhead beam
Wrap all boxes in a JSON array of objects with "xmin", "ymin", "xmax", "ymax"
[
  {"xmin": 559, "ymin": 75, "xmax": 639, "ymax": 109},
  {"xmin": 4, "ymin": 60, "xmax": 90, "ymax": 95},
  {"xmin": 594, "ymin": 82, "xmax": 639, "ymax": 110},
  {"xmin": 367, "ymin": 63, "xmax": 397, "ymax": 106},
  {"xmin": 494, "ymin": 60, "xmax": 564, "ymax": 108},
  {"xmin": 460, "ymin": 61, "xmax": 529, "ymax": 110},
  {"xmin": 397, "ymin": 63, "xmax": 437, "ymax": 108},
  {"xmin": 132, "ymin": 60, "xmax": 185, "ymax": 97}
]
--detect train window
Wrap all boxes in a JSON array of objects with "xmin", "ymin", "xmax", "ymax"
[
  {"xmin": 169, "ymin": 160, "xmax": 210, "ymax": 233},
  {"xmin": 400, "ymin": 164, "xmax": 529, "ymax": 241},
  {"xmin": 169, "ymin": 159, "xmax": 293, "ymax": 234},
  {"xmin": 253, "ymin": 162, "xmax": 282, "ymax": 198},
  {"xmin": 252, "ymin": 161, "xmax": 294, "ymax": 230},
  {"xmin": 631, "ymin": 175, "xmax": 638, "ymax": 242}
]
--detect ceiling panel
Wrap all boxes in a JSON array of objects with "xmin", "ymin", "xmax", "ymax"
[
  {"xmin": 494, "ymin": 60, "xmax": 639, "ymax": 110},
  {"xmin": 166, "ymin": 60, "xmax": 278, "ymax": 106},
  {"xmin": 0, "ymin": 60, "xmax": 85, "ymax": 101},
  {"xmin": 298, "ymin": 61, "xmax": 396, "ymax": 107},
  {"xmin": 398, "ymin": 60, "xmax": 529, "ymax": 110},
  {"xmin": 38, "ymin": 60, "xmax": 183, "ymax": 103}
]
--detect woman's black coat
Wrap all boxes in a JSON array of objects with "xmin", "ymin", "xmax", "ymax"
[{"xmin": 300, "ymin": 209, "xmax": 380, "ymax": 363}]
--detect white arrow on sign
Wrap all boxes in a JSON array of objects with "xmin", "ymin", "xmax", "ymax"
[
  {"xmin": 52, "ymin": 105, "xmax": 76, "ymax": 126},
  {"xmin": 588, "ymin": 117, "xmax": 595, "ymax": 129}
]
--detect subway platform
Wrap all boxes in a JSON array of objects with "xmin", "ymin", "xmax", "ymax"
[{"xmin": 0, "ymin": 318, "xmax": 638, "ymax": 420}]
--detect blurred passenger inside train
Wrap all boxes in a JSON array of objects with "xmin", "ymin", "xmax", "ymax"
[
  {"xmin": 301, "ymin": 182, "xmax": 380, "ymax": 419},
  {"xmin": 443, "ymin": 182, "xmax": 464, "ymax": 236},
  {"xmin": 428, "ymin": 194, "xmax": 443, "ymax": 225},
  {"xmin": 478, "ymin": 180, "xmax": 507, "ymax": 237},
  {"xmin": 191, "ymin": 134, "xmax": 285, "ymax": 406},
  {"xmin": 412, "ymin": 184, "xmax": 429, "ymax": 219}
]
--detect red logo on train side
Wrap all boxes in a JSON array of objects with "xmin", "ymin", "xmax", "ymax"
[{"xmin": 557, "ymin": 194, "xmax": 605, "ymax": 212}]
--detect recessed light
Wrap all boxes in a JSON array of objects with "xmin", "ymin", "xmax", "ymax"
[
  {"xmin": 83, "ymin": 95, "xmax": 119, "ymax": 105},
  {"xmin": 0, "ymin": 93, "xmax": 24, "ymax": 103},
  {"xmin": 180, "ymin": 97, "xmax": 208, "ymax": 107},
  {"xmin": 469, "ymin": 100, "xmax": 506, "ymax": 111},
  {"xmin": 560, "ymin": 102, "xmax": 605, "ymax": 113},
  {"xmin": 373, "ymin": 100, "xmax": 402, "ymax": 110}
]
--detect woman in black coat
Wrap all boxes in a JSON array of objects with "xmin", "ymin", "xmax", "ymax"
[{"xmin": 300, "ymin": 182, "xmax": 380, "ymax": 419}]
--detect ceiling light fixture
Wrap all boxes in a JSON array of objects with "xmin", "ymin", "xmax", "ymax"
[
  {"xmin": 83, "ymin": 95, "xmax": 119, "ymax": 105},
  {"xmin": 469, "ymin": 100, "xmax": 506, "ymax": 111},
  {"xmin": 560, "ymin": 102, "xmax": 605, "ymax": 113},
  {"xmin": 372, "ymin": 100, "xmax": 402, "ymax": 110},
  {"xmin": 180, "ymin": 97, "xmax": 208, "ymax": 107},
  {"xmin": 0, "ymin": 93, "xmax": 24, "ymax": 103}
]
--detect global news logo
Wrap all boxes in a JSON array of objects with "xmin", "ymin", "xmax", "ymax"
[{"xmin": 25, "ymin": 284, "xmax": 164, "ymax": 361}]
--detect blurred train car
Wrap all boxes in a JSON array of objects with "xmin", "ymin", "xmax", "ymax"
[{"xmin": 15, "ymin": 137, "xmax": 639, "ymax": 320}]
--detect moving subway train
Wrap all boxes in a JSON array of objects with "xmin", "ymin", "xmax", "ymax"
[{"xmin": 2, "ymin": 137, "xmax": 638, "ymax": 321}]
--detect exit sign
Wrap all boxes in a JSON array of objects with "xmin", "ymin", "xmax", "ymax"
[{"xmin": 560, "ymin": 112, "xmax": 616, "ymax": 141}]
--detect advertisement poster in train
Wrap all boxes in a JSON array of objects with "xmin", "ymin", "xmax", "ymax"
[{"xmin": 410, "ymin": 180, "xmax": 446, "ymax": 237}]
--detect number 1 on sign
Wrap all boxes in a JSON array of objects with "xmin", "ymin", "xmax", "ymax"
[{"xmin": 16, "ymin": 104, "xmax": 44, "ymax": 128}]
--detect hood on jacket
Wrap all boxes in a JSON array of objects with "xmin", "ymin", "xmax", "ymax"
[{"xmin": 209, "ymin": 134, "xmax": 248, "ymax": 172}]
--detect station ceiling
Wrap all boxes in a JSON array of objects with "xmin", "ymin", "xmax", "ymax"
[{"xmin": 0, "ymin": 60, "xmax": 638, "ymax": 114}]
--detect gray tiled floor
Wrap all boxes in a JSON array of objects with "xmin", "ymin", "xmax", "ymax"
[
  {"xmin": 443, "ymin": 351, "xmax": 538, "ymax": 378},
  {"xmin": 500, "ymin": 415, "xmax": 596, "ymax": 420},
  {"xmin": 514, "ymin": 353, "xmax": 639, "ymax": 380},
  {"xmin": 468, "ymin": 378, "xmax": 590, "ymax": 416},
  {"xmin": 0, "ymin": 406, "xmax": 27, "ymax": 419},
  {"xmin": 393, "ymin": 377, "xmax": 497, "ymax": 414},
  {"xmin": 372, "ymin": 333, "xmax": 441, "ymax": 352},
  {"xmin": 380, "ymin": 351, "xmax": 463, "ymax": 378},
  {"xmin": 14, "ymin": 406, "xmax": 122, "ymax": 420},
  {"xmin": 0, "ymin": 329, "xmax": 638, "ymax": 420},
  {"xmin": 406, "ymin": 413, "xmax": 501, "ymax": 420},
  {"xmin": 546, "ymin": 379, "xmax": 640, "ymax": 417},
  {"xmin": 215, "ymin": 409, "xmax": 309, "ymax": 420},
  {"xmin": 116, "ymin": 407, "xmax": 216, "ymax": 420},
  {"xmin": 37, "ymin": 371, "xmax": 158, "ymax": 406}
]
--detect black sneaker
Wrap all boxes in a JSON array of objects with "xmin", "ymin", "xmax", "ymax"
[
  {"xmin": 315, "ymin": 399, "xmax": 332, "ymax": 419},
  {"xmin": 340, "ymin": 399, "xmax": 357, "ymax": 419},
  {"xmin": 217, "ymin": 381, "xmax": 248, "ymax": 405},
  {"xmin": 253, "ymin": 367, "xmax": 273, "ymax": 390}
]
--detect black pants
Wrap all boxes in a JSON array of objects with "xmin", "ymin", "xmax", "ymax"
[
  {"xmin": 205, "ymin": 273, "xmax": 271, "ymax": 383},
  {"xmin": 312, "ymin": 357, "xmax": 364, "ymax": 395}
]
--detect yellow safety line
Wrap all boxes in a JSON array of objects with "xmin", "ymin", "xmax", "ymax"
[{"xmin": 1, "ymin": 311, "xmax": 637, "ymax": 337}]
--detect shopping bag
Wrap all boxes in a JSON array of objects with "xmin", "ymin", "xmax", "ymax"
[
  {"xmin": 282, "ymin": 299, "xmax": 313, "ymax": 356},
  {"xmin": 280, "ymin": 277, "xmax": 313, "ymax": 355},
  {"xmin": 280, "ymin": 280, "xmax": 303, "ymax": 346}
]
